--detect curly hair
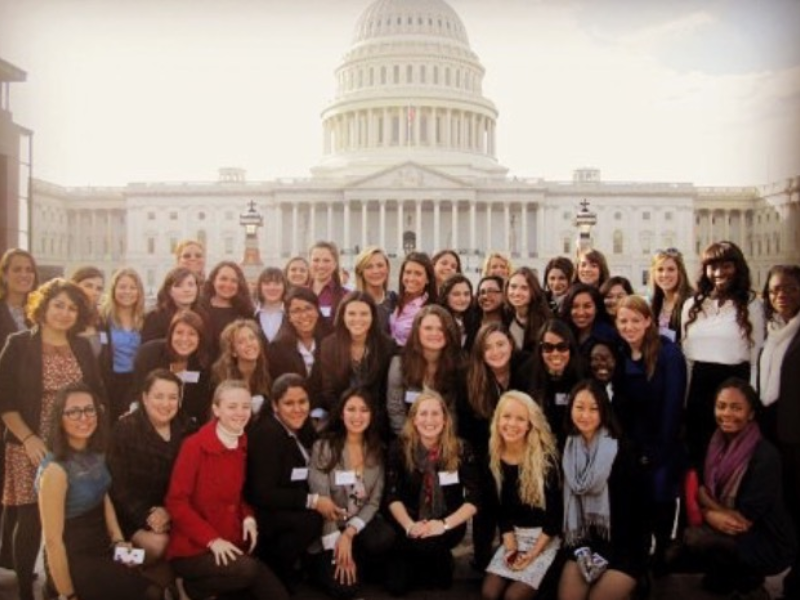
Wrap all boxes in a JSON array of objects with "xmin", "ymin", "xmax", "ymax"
[
  {"xmin": 685, "ymin": 241, "xmax": 755, "ymax": 346},
  {"xmin": 202, "ymin": 261, "xmax": 255, "ymax": 316},
  {"xmin": 212, "ymin": 319, "xmax": 272, "ymax": 397},
  {"xmin": 481, "ymin": 252, "xmax": 513, "ymax": 279},
  {"xmin": 401, "ymin": 389, "xmax": 461, "ymax": 473},
  {"xmin": 489, "ymin": 391, "xmax": 559, "ymax": 509},
  {"xmin": 0, "ymin": 248, "xmax": 39, "ymax": 302},
  {"xmin": 26, "ymin": 278, "xmax": 91, "ymax": 334}
]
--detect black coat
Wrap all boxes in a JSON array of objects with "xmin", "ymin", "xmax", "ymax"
[{"xmin": 0, "ymin": 328, "xmax": 106, "ymax": 442}]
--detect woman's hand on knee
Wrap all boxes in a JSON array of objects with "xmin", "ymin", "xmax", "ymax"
[{"xmin": 208, "ymin": 538, "xmax": 242, "ymax": 566}]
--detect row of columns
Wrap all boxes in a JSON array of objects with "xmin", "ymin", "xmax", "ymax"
[
  {"xmin": 277, "ymin": 199, "xmax": 535, "ymax": 258},
  {"xmin": 697, "ymin": 208, "xmax": 749, "ymax": 247},
  {"xmin": 323, "ymin": 106, "xmax": 496, "ymax": 156}
]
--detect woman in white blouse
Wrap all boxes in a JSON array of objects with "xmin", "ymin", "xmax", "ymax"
[{"xmin": 681, "ymin": 241, "xmax": 764, "ymax": 469}]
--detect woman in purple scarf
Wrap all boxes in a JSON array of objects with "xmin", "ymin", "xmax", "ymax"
[{"xmin": 684, "ymin": 378, "xmax": 796, "ymax": 598}]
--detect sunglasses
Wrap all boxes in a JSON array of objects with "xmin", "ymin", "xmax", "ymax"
[
  {"xmin": 655, "ymin": 247, "xmax": 681, "ymax": 257},
  {"xmin": 541, "ymin": 342, "xmax": 570, "ymax": 353}
]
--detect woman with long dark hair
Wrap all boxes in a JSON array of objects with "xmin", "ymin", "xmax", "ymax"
[
  {"xmin": 70, "ymin": 265, "xmax": 105, "ymax": 358},
  {"xmin": 439, "ymin": 274, "xmax": 481, "ymax": 352},
  {"xmin": 200, "ymin": 261, "xmax": 255, "ymax": 362},
  {"xmin": 320, "ymin": 291, "xmax": 395, "ymax": 438},
  {"xmin": 0, "ymin": 279, "xmax": 105, "ymax": 600},
  {"xmin": 542, "ymin": 256, "xmax": 573, "ymax": 314},
  {"xmin": 309, "ymin": 241, "xmax": 346, "ymax": 324},
  {"xmin": 390, "ymin": 251, "xmax": 437, "ymax": 347},
  {"xmin": 38, "ymin": 383, "xmax": 160, "ymax": 600},
  {"xmin": 528, "ymin": 319, "xmax": 585, "ymax": 446},
  {"xmin": 432, "ymin": 249, "xmax": 462, "ymax": 291},
  {"xmin": 558, "ymin": 380, "xmax": 649, "ymax": 600},
  {"xmin": 142, "ymin": 267, "xmax": 202, "ymax": 343},
  {"xmin": 308, "ymin": 388, "xmax": 396, "ymax": 597},
  {"xmin": 681, "ymin": 241, "xmax": 764, "ymax": 468},
  {"xmin": 560, "ymin": 283, "xmax": 618, "ymax": 358},
  {"xmin": 386, "ymin": 305, "xmax": 464, "ymax": 436},
  {"xmin": 504, "ymin": 267, "xmax": 552, "ymax": 353}
]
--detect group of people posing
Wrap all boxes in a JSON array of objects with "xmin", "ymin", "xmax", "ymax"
[{"xmin": 0, "ymin": 237, "xmax": 797, "ymax": 600}]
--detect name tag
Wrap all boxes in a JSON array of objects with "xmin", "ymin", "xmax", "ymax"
[
  {"xmin": 178, "ymin": 370, "xmax": 200, "ymax": 384},
  {"xmin": 291, "ymin": 467, "xmax": 309, "ymax": 482},
  {"xmin": 99, "ymin": 331, "xmax": 109, "ymax": 345},
  {"xmin": 251, "ymin": 395, "xmax": 265, "ymax": 415},
  {"xmin": 320, "ymin": 306, "xmax": 332, "ymax": 318},
  {"xmin": 404, "ymin": 390, "xmax": 420, "ymax": 404},
  {"xmin": 335, "ymin": 470, "xmax": 357, "ymax": 486},
  {"xmin": 438, "ymin": 471, "xmax": 459, "ymax": 486},
  {"xmin": 555, "ymin": 393, "xmax": 568, "ymax": 406},
  {"xmin": 659, "ymin": 327, "xmax": 677, "ymax": 343}
]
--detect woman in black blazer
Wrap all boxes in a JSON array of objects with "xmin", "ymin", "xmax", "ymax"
[
  {"xmin": 245, "ymin": 373, "xmax": 339, "ymax": 591},
  {"xmin": 268, "ymin": 286, "xmax": 331, "ymax": 421},
  {"xmin": 132, "ymin": 309, "xmax": 212, "ymax": 427},
  {"xmin": 319, "ymin": 291, "xmax": 396, "ymax": 439},
  {"xmin": 758, "ymin": 264, "xmax": 800, "ymax": 600},
  {"xmin": 0, "ymin": 278, "xmax": 105, "ymax": 600}
]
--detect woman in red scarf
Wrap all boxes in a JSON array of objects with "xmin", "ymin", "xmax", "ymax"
[{"xmin": 684, "ymin": 378, "xmax": 796, "ymax": 598}]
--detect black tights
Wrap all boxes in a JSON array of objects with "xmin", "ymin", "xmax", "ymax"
[
  {"xmin": 4, "ymin": 504, "xmax": 41, "ymax": 600},
  {"xmin": 482, "ymin": 573, "xmax": 538, "ymax": 600}
]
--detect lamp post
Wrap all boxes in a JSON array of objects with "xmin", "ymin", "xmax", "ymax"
[
  {"xmin": 239, "ymin": 201, "xmax": 264, "ymax": 292},
  {"xmin": 574, "ymin": 198, "xmax": 597, "ymax": 256}
]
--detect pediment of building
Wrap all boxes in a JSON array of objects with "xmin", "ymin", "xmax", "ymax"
[{"xmin": 346, "ymin": 162, "xmax": 470, "ymax": 190}]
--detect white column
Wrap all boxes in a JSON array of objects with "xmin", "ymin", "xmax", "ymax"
[
  {"xmin": 739, "ymin": 211, "xmax": 746, "ymax": 250},
  {"xmin": 536, "ymin": 205, "xmax": 546, "ymax": 257},
  {"xmin": 397, "ymin": 201, "xmax": 404, "ymax": 255},
  {"xmin": 485, "ymin": 203, "xmax": 493, "ymax": 250},
  {"xmin": 361, "ymin": 201, "xmax": 369, "ymax": 249},
  {"xmin": 724, "ymin": 209, "xmax": 730, "ymax": 239},
  {"xmin": 291, "ymin": 204, "xmax": 299, "ymax": 256},
  {"xmin": 383, "ymin": 109, "xmax": 390, "ymax": 147},
  {"xmin": 415, "ymin": 200, "xmax": 423, "ymax": 248},
  {"xmin": 445, "ymin": 109, "xmax": 452, "ymax": 148},
  {"xmin": 414, "ymin": 107, "xmax": 421, "ymax": 146},
  {"xmin": 399, "ymin": 108, "xmax": 407, "ymax": 146},
  {"xmin": 309, "ymin": 203, "xmax": 316, "ymax": 243},
  {"xmin": 343, "ymin": 201, "xmax": 351, "ymax": 254},
  {"xmin": 504, "ymin": 202, "xmax": 511, "ymax": 253},
  {"xmin": 706, "ymin": 210, "xmax": 713, "ymax": 247},
  {"xmin": 274, "ymin": 205, "xmax": 284, "ymax": 258},
  {"xmin": 470, "ymin": 201, "xmax": 477, "ymax": 253},
  {"xmin": 327, "ymin": 202, "xmax": 334, "ymax": 240},
  {"xmin": 520, "ymin": 202, "xmax": 528, "ymax": 257},
  {"xmin": 451, "ymin": 201, "xmax": 459, "ymax": 250},
  {"xmin": 433, "ymin": 201, "xmax": 441, "ymax": 250},
  {"xmin": 379, "ymin": 200, "xmax": 387, "ymax": 249},
  {"xmin": 427, "ymin": 108, "xmax": 435, "ymax": 146}
]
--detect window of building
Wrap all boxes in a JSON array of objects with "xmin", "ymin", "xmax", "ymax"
[
  {"xmin": 641, "ymin": 270, "xmax": 649, "ymax": 286},
  {"xmin": 445, "ymin": 67, "xmax": 451, "ymax": 86},
  {"xmin": 562, "ymin": 237, "xmax": 571, "ymax": 255},
  {"xmin": 420, "ymin": 65, "xmax": 426, "ymax": 83},
  {"xmin": 642, "ymin": 211, "xmax": 651, "ymax": 221},
  {"xmin": 224, "ymin": 237, "xmax": 234, "ymax": 255},
  {"xmin": 420, "ymin": 115, "xmax": 428, "ymax": 143},
  {"xmin": 147, "ymin": 237, "xmax": 155, "ymax": 254},
  {"xmin": 169, "ymin": 211, "xmax": 178, "ymax": 220},
  {"xmin": 563, "ymin": 211, "xmax": 570, "ymax": 220},
  {"xmin": 614, "ymin": 211, "xmax": 622, "ymax": 221},
  {"xmin": 198, "ymin": 211, "xmax": 206, "ymax": 220},
  {"xmin": 406, "ymin": 64, "xmax": 413, "ymax": 83},
  {"xmin": 665, "ymin": 212, "xmax": 673, "ymax": 221},
  {"xmin": 393, "ymin": 65, "xmax": 399, "ymax": 84},
  {"xmin": 391, "ymin": 116, "xmax": 400, "ymax": 144},
  {"xmin": 147, "ymin": 211, "xmax": 155, "ymax": 221},
  {"xmin": 433, "ymin": 66, "xmax": 439, "ymax": 84},
  {"xmin": 381, "ymin": 66, "xmax": 386, "ymax": 84},
  {"xmin": 613, "ymin": 230, "xmax": 624, "ymax": 255}
]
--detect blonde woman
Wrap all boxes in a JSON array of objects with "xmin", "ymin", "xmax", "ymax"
[
  {"xmin": 383, "ymin": 390, "xmax": 480, "ymax": 595},
  {"xmin": 353, "ymin": 246, "xmax": 397, "ymax": 333},
  {"xmin": 99, "ymin": 267, "xmax": 146, "ymax": 420},
  {"xmin": 482, "ymin": 252, "xmax": 513, "ymax": 281},
  {"xmin": 483, "ymin": 391, "xmax": 562, "ymax": 600},
  {"xmin": 648, "ymin": 248, "xmax": 693, "ymax": 343}
]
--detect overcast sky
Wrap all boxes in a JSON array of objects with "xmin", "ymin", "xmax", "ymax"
[{"xmin": 1, "ymin": 0, "xmax": 799, "ymax": 187}]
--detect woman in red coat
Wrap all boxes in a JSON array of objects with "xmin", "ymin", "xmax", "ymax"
[{"xmin": 165, "ymin": 380, "xmax": 288, "ymax": 600}]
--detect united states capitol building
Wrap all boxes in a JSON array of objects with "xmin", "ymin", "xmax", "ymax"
[{"xmin": 23, "ymin": 0, "xmax": 800, "ymax": 293}]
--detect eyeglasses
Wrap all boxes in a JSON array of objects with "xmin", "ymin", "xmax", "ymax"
[
  {"xmin": 478, "ymin": 289, "xmax": 502, "ymax": 297},
  {"xmin": 541, "ymin": 342, "xmax": 570, "ymax": 353},
  {"xmin": 655, "ymin": 248, "xmax": 681, "ymax": 257},
  {"xmin": 63, "ymin": 406, "xmax": 98, "ymax": 421},
  {"xmin": 769, "ymin": 285, "xmax": 800, "ymax": 296}
]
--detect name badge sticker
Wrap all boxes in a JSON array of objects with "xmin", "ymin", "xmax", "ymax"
[
  {"xmin": 179, "ymin": 371, "xmax": 200, "ymax": 384},
  {"xmin": 404, "ymin": 390, "xmax": 420, "ymax": 404},
  {"xmin": 99, "ymin": 331, "xmax": 109, "ymax": 345},
  {"xmin": 335, "ymin": 470, "xmax": 357, "ymax": 486},
  {"xmin": 251, "ymin": 395, "xmax": 265, "ymax": 415},
  {"xmin": 555, "ymin": 393, "xmax": 568, "ymax": 406},
  {"xmin": 659, "ymin": 327, "xmax": 677, "ymax": 343},
  {"xmin": 320, "ymin": 306, "xmax": 332, "ymax": 318},
  {"xmin": 291, "ymin": 467, "xmax": 309, "ymax": 482},
  {"xmin": 438, "ymin": 471, "xmax": 460, "ymax": 486}
]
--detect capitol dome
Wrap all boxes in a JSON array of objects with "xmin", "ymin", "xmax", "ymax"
[{"xmin": 313, "ymin": 0, "xmax": 507, "ymax": 180}]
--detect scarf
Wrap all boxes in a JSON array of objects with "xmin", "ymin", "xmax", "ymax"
[
  {"xmin": 414, "ymin": 443, "xmax": 445, "ymax": 520},
  {"xmin": 704, "ymin": 421, "xmax": 761, "ymax": 508},
  {"xmin": 562, "ymin": 428, "xmax": 618, "ymax": 546},
  {"xmin": 759, "ymin": 313, "xmax": 800, "ymax": 406}
]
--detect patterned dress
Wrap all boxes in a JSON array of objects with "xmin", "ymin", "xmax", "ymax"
[{"xmin": 3, "ymin": 343, "xmax": 83, "ymax": 506}]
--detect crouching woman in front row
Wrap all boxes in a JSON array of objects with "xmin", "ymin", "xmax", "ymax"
[
  {"xmin": 384, "ymin": 389, "xmax": 480, "ymax": 595},
  {"xmin": 37, "ymin": 382, "xmax": 161, "ymax": 600}
]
